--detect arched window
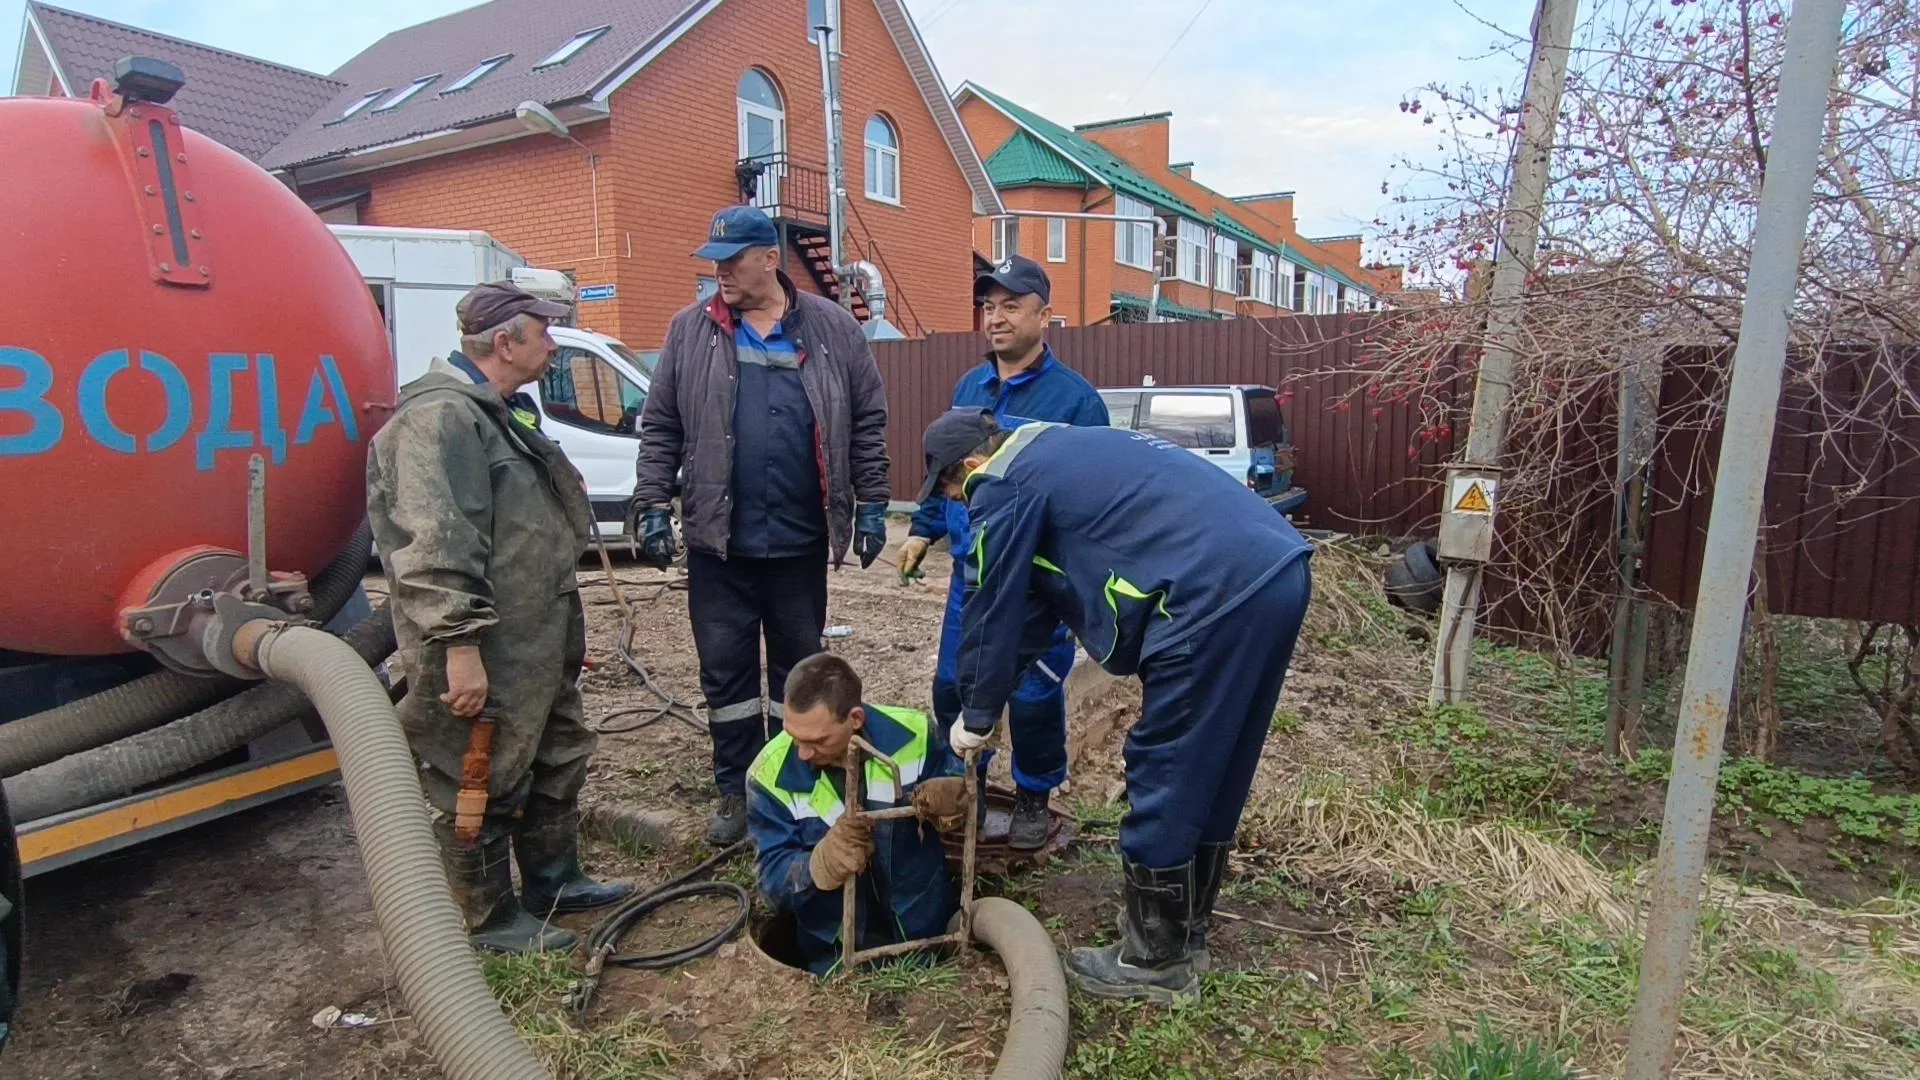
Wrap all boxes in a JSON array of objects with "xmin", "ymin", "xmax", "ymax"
[
  {"xmin": 864, "ymin": 114, "xmax": 899, "ymax": 203},
  {"xmin": 737, "ymin": 69, "xmax": 786, "ymax": 209}
]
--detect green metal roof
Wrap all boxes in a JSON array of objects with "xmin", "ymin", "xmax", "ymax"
[
  {"xmin": 964, "ymin": 84, "xmax": 1199, "ymax": 217},
  {"xmin": 1110, "ymin": 291, "xmax": 1224, "ymax": 321},
  {"xmin": 983, "ymin": 130, "xmax": 1089, "ymax": 188},
  {"xmin": 1210, "ymin": 210, "xmax": 1277, "ymax": 254}
]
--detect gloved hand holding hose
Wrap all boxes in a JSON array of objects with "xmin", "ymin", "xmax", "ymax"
[{"xmin": 854, "ymin": 502, "xmax": 889, "ymax": 570}]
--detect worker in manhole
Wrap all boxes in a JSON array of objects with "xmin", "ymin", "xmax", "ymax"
[
  {"xmin": 746, "ymin": 652, "xmax": 971, "ymax": 975},
  {"xmin": 898, "ymin": 253, "xmax": 1108, "ymax": 852},
  {"xmin": 922, "ymin": 407, "xmax": 1313, "ymax": 1002},
  {"xmin": 368, "ymin": 281, "xmax": 636, "ymax": 954}
]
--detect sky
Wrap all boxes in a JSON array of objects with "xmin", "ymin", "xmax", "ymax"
[{"xmin": 0, "ymin": 0, "xmax": 1538, "ymax": 238}]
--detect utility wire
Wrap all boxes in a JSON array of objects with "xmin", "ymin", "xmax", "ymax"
[
  {"xmin": 1122, "ymin": 0, "xmax": 1218, "ymax": 106},
  {"xmin": 922, "ymin": 0, "xmax": 969, "ymax": 28}
]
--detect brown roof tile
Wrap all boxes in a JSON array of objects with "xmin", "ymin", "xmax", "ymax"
[
  {"xmin": 259, "ymin": 0, "xmax": 705, "ymax": 172},
  {"xmin": 29, "ymin": 2, "xmax": 345, "ymax": 162}
]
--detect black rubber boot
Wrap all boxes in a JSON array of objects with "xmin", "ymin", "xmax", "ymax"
[
  {"xmin": 437, "ymin": 822, "xmax": 577, "ymax": 955},
  {"xmin": 1188, "ymin": 841, "xmax": 1232, "ymax": 974},
  {"xmin": 1065, "ymin": 858, "xmax": 1199, "ymax": 1003},
  {"xmin": 708, "ymin": 793, "xmax": 749, "ymax": 847},
  {"xmin": 516, "ymin": 795, "xmax": 635, "ymax": 916},
  {"xmin": 1009, "ymin": 788, "xmax": 1050, "ymax": 851}
]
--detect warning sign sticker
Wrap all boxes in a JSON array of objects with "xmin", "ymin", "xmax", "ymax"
[{"xmin": 1451, "ymin": 477, "xmax": 1496, "ymax": 515}]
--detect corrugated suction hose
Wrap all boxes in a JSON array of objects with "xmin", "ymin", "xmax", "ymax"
[
  {"xmin": 971, "ymin": 897, "xmax": 1070, "ymax": 1080},
  {"xmin": 248, "ymin": 623, "xmax": 549, "ymax": 1080},
  {"xmin": 0, "ymin": 522, "xmax": 373, "ymax": 778},
  {"xmin": 4, "ymin": 606, "xmax": 394, "ymax": 824}
]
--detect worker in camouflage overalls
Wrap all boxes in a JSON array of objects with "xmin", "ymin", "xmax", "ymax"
[{"xmin": 367, "ymin": 281, "xmax": 633, "ymax": 953}]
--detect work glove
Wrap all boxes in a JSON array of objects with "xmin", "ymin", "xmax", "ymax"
[
  {"xmin": 854, "ymin": 502, "xmax": 888, "ymax": 570},
  {"xmin": 896, "ymin": 536, "xmax": 931, "ymax": 585},
  {"xmin": 911, "ymin": 777, "xmax": 969, "ymax": 832},
  {"xmin": 949, "ymin": 718, "xmax": 991, "ymax": 755},
  {"xmin": 808, "ymin": 813, "xmax": 875, "ymax": 891},
  {"xmin": 639, "ymin": 507, "xmax": 678, "ymax": 569}
]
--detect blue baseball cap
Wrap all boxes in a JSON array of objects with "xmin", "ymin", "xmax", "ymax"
[
  {"xmin": 974, "ymin": 254, "xmax": 1052, "ymax": 305},
  {"xmin": 693, "ymin": 205, "xmax": 780, "ymax": 260}
]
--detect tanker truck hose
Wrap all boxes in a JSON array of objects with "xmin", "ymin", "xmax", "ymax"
[
  {"xmin": 248, "ymin": 623, "xmax": 549, "ymax": 1080},
  {"xmin": 0, "ymin": 522, "xmax": 374, "ymax": 778},
  {"xmin": 971, "ymin": 897, "xmax": 1070, "ymax": 1080},
  {"xmin": 3, "ymin": 606, "xmax": 395, "ymax": 825}
]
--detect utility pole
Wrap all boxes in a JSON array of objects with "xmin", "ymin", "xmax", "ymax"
[
  {"xmin": 814, "ymin": 2, "xmax": 852, "ymax": 312},
  {"xmin": 1428, "ymin": 0, "xmax": 1580, "ymax": 705},
  {"xmin": 1622, "ymin": 2, "xmax": 1845, "ymax": 1075}
]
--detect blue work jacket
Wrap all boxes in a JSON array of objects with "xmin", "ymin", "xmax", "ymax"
[
  {"xmin": 746, "ymin": 704, "xmax": 962, "ymax": 975},
  {"xmin": 955, "ymin": 424, "xmax": 1313, "ymax": 731}
]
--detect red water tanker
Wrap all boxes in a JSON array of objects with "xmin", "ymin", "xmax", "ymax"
[{"xmin": 0, "ymin": 74, "xmax": 393, "ymax": 656}]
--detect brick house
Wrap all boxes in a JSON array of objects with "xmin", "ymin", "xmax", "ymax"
[
  {"xmin": 11, "ymin": 0, "xmax": 1001, "ymax": 347},
  {"xmin": 955, "ymin": 83, "xmax": 1401, "ymax": 327}
]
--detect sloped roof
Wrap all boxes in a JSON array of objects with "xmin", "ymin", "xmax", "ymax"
[
  {"xmin": 1210, "ymin": 209, "xmax": 1274, "ymax": 254},
  {"xmin": 984, "ymin": 130, "xmax": 1088, "ymax": 188},
  {"xmin": 27, "ymin": 2, "xmax": 343, "ymax": 161},
  {"xmin": 958, "ymin": 83, "xmax": 1197, "ymax": 216},
  {"xmin": 261, "ymin": 0, "xmax": 706, "ymax": 171}
]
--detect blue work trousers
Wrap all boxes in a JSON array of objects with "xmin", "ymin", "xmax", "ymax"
[
  {"xmin": 933, "ymin": 571, "xmax": 1074, "ymax": 793},
  {"xmin": 1120, "ymin": 556, "xmax": 1312, "ymax": 869}
]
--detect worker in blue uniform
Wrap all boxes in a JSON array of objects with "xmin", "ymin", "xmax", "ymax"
[
  {"xmin": 920, "ymin": 408, "xmax": 1313, "ymax": 1003},
  {"xmin": 746, "ymin": 652, "xmax": 972, "ymax": 976},
  {"xmin": 897, "ymin": 254, "xmax": 1108, "ymax": 851}
]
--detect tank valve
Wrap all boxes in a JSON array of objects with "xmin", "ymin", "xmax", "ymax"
[{"xmin": 111, "ymin": 57, "xmax": 185, "ymax": 106}]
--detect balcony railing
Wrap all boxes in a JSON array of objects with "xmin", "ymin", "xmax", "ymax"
[{"xmin": 735, "ymin": 153, "xmax": 829, "ymax": 224}]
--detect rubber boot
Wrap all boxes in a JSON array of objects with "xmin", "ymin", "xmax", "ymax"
[
  {"xmin": 437, "ymin": 821, "xmax": 577, "ymax": 954},
  {"xmin": 1009, "ymin": 788, "xmax": 1050, "ymax": 851},
  {"xmin": 1065, "ymin": 858, "xmax": 1199, "ymax": 1003},
  {"xmin": 1188, "ymin": 841, "xmax": 1232, "ymax": 974},
  {"xmin": 708, "ymin": 793, "xmax": 749, "ymax": 847},
  {"xmin": 517, "ymin": 795, "xmax": 635, "ymax": 916}
]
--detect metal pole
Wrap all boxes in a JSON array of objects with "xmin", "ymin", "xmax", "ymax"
[
  {"xmin": 1429, "ymin": 0, "xmax": 1580, "ymax": 705},
  {"xmin": 815, "ymin": 8, "xmax": 851, "ymax": 311},
  {"xmin": 1622, "ymin": 1, "xmax": 1846, "ymax": 1074}
]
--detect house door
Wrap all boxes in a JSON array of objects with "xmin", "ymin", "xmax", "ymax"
[{"xmin": 736, "ymin": 69, "xmax": 786, "ymax": 212}]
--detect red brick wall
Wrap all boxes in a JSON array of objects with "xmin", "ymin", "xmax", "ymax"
[
  {"xmin": 1079, "ymin": 118, "xmax": 1170, "ymax": 172},
  {"xmin": 303, "ymin": 0, "xmax": 978, "ymax": 348}
]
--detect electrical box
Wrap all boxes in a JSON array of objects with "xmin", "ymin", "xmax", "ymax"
[{"xmin": 1437, "ymin": 465, "xmax": 1501, "ymax": 564}]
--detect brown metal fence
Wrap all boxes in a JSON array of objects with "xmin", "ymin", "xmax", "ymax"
[{"xmin": 873, "ymin": 315, "xmax": 1462, "ymax": 536}]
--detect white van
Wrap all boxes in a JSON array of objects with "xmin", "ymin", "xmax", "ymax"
[{"xmin": 328, "ymin": 225, "xmax": 649, "ymax": 534}]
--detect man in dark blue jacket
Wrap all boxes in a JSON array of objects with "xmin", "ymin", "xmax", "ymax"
[
  {"xmin": 897, "ymin": 255, "xmax": 1107, "ymax": 851},
  {"xmin": 747, "ymin": 652, "xmax": 969, "ymax": 975},
  {"xmin": 922, "ymin": 408, "xmax": 1313, "ymax": 1003}
]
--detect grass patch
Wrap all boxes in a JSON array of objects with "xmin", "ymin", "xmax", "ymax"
[
  {"xmin": 791, "ymin": 1030, "xmax": 973, "ymax": 1080},
  {"xmin": 483, "ymin": 953, "xmax": 679, "ymax": 1079},
  {"xmin": 1067, "ymin": 972, "xmax": 1359, "ymax": 1079},
  {"xmin": 1424, "ymin": 1017, "xmax": 1573, "ymax": 1080},
  {"xmin": 847, "ymin": 956, "xmax": 960, "ymax": 998},
  {"xmin": 1626, "ymin": 749, "xmax": 1920, "ymax": 842}
]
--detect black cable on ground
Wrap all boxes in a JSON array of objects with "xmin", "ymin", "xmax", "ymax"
[
  {"xmin": 572, "ymin": 840, "xmax": 752, "ymax": 1016},
  {"xmin": 586, "ymin": 531, "xmax": 707, "ymax": 736}
]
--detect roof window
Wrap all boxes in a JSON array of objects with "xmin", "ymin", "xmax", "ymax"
[
  {"xmin": 535, "ymin": 26, "xmax": 610, "ymax": 69},
  {"xmin": 373, "ymin": 75, "xmax": 439, "ymax": 112},
  {"xmin": 332, "ymin": 88, "xmax": 388, "ymax": 122},
  {"xmin": 443, "ymin": 54, "xmax": 511, "ymax": 94}
]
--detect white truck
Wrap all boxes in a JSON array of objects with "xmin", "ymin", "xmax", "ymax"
[{"xmin": 327, "ymin": 225, "xmax": 650, "ymax": 534}]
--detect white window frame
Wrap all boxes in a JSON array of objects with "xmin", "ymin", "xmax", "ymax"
[
  {"xmin": 863, "ymin": 114, "xmax": 900, "ymax": 204},
  {"xmin": 443, "ymin": 54, "xmax": 510, "ymax": 94},
  {"xmin": 372, "ymin": 75, "xmax": 438, "ymax": 113},
  {"xmin": 536, "ymin": 26, "xmax": 610, "ymax": 69},
  {"xmin": 333, "ymin": 88, "xmax": 387, "ymax": 122},
  {"xmin": 991, "ymin": 217, "xmax": 1018, "ymax": 263},
  {"xmin": 1113, "ymin": 194, "xmax": 1156, "ymax": 270},
  {"xmin": 1177, "ymin": 219, "xmax": 1209, "ymax": 285},
  {"xmin": 737, "ymin": 69, "xmax": 787, "ymax": 208},
  {"xmin": 1280, "ymin": 261, "xmax": 1302, "ymax": 311},
  {"xmin": 1213, "ymin": 233, "xmax": 1237, "ymax": 294},
  {"xmin": 1046, "ymin": 217, "xmax": 1067, "ymax": 263},
  {"xmin": 1249, "ymin": 251, "xmax": 1278, "ymax": 304}
]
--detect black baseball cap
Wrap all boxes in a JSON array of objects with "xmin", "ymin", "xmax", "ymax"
[
  {"xmin": 456, "ymin": 281, "xmax": 570, "ymax": 335},
  {"xmin": 917, "ymin": 407, "xmax": 1002, "ymax": 503},
  {"xmin": 974, "ymin": 254, "xmax": 1051, "ymax": 305},
  {"xmin": 693, "ymin": 204, "xmax": 780, "ymax": 260}
]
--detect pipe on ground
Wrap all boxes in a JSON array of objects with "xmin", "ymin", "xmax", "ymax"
[
  {"xmin": 970, "ymin": 896, "xmax": 1070, "ymax": 1080},
  {"xmin": 4, "ymin": 606, "xmax": 394, "ymax": 824},
  {"xmin": 244, "ymin": 622, "xmax": 549, "ymax": 1080},
  {"xmin": 0, "ymin": 522, "xmax": 373, "ymax": 778}
]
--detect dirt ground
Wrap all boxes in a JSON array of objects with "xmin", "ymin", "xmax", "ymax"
[{"xmin": 7, "ymin": 525, "xmax": 1916, "ymax": 1079}]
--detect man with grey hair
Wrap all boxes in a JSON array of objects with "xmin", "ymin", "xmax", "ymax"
[{"xmin": 367, "ymin": 281, "xmax": 633, "ymax": 955}]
